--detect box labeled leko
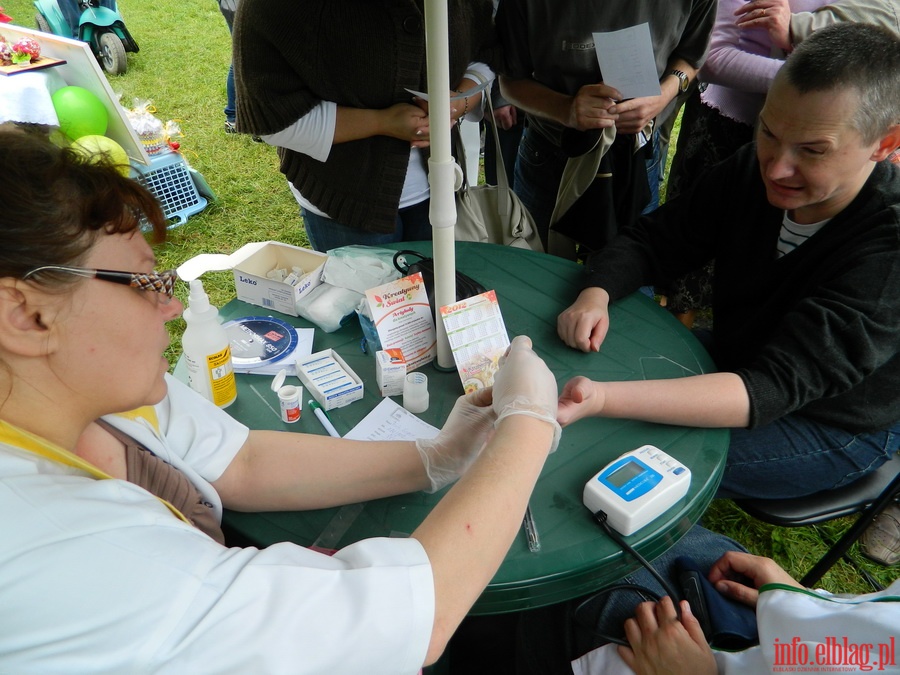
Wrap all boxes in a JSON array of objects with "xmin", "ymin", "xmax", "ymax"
[{"xmin": 231, "ymin": 242, "xmax": 327, "ymax": 316}]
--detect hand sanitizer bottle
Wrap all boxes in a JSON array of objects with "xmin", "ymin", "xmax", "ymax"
[{"xmin": 182, "ymin": 279, "xmax": 237, "ymax": 408}]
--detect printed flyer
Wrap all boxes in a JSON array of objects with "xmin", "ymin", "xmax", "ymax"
[
  {"xmin": 365, "ymin": 272, "xmax": 436, "ymax": 370},
  {"xmin": 439, "ymin": 290, "xmax": 510, "ymax": 393}
]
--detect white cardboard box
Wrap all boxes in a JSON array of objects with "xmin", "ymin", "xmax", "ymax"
[
  {"xmin": 296, "ymin": 349, "xmax": 364, "ymax": 410},
  {"xmin": 177, "ymin": 241, "xmax": 327, "ymax": 317},
  {"xmin": 375, "ymin": 349, "xmax": 407, "ymax": 397}
]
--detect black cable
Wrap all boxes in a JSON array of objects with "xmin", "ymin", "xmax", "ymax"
[
  {"xmin": 573, "ymin": 510, "xmax": 686, "ymax": 646},
  {"xmin": 592, "ymin": 510, "xmax": 685, "ymax": 618}
]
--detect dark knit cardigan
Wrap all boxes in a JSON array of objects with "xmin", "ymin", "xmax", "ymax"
[
  {"xmin": 234, "ymin": 0, "xmax": 497, "ymax": 234},
  {"xmin": 585, "ymin": 143, "xmax": 900, "ymax": 434}
]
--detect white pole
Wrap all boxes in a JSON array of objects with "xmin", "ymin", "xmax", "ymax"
[{"xmin": 424, "ymin": 0, "xmax": 457, "ymax": 370}]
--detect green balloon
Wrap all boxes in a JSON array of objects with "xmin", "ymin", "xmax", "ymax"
[{"xmin": 51, "ymin": 86, "xmax": 109, "ymax": 140}]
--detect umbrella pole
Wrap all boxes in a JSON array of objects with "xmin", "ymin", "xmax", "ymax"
[{"xmin": 424, "ymin": 0, "xmax": 457, "ymax": 370}]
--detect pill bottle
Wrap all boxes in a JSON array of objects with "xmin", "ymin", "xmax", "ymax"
[
  {"xmin": 182, "ymin": 279, "xmax": 238, "ymax": 408},
  {"xmin": 271, "ymin": 369, "xmax": 302, "ymax": 423}
]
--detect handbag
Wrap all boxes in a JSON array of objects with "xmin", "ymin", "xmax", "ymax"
[
  {"xmin": 393, "ymin": 250, "xmax": 487, "ymax": 320},
  {"xmin": 453, "ymin": 87, "xmax": 543, "ymax": 252}
]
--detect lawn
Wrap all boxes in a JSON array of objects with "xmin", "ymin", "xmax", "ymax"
[{"xmin": 1, "ymin": 0, "xmax": 894, "ymax": 593}]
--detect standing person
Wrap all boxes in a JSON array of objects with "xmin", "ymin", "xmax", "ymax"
[
  {"xmin": 736, "ymin": 0, "xmax": 900, "ymax": 49},
  {"xmin": 556, "ymin": 25, "xmax": 900, "ymax": 507},
  {"xmin": 216, "ymin": 0, "xmax": 238, "ymax": 135},
  {"xmin": 232, "ymin": 0, "xmax": 497, "ymax": 253},
  {"xmin": 495, "ymin": 0, "xmax": 716, "ymax": 252},
  {"xmin": 0, "ymin": 127, "xmax": 561, "ymax": 672}
]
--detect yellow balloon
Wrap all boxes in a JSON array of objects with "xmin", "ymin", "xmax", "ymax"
[{"xmin": 70, "ymin": 134, "xmax": 131, "ymax": 177}]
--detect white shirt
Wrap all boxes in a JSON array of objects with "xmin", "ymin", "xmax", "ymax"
[
  {"xmin": 0, "ymin": 375, "xmax": 435, "ymax": 674},
  {"xmin": 268, "ymin": 63, "xmax": 494, "ymax": 218}
]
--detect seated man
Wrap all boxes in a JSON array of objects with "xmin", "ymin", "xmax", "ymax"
[{"xmin": 556, "ymin": 24, "xmax": 900, "ymax": 561}]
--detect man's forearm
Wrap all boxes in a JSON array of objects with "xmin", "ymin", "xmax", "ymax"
[{"xmin": 499, "ymin": 75, "xmax": 574, "ymax": 127}]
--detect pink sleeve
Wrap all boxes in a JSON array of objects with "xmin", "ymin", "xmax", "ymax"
[{"xmin": 699, "ymin": 0, "xmax": 785, "ymax": 94}]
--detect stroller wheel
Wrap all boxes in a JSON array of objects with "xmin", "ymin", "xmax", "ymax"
[
  {"xmin": 35, "ymin": 13, "xmax": 51, "ymax": 34},
  {"xmin": 98, "ymin": 31, "xmax": 127, "ymax": 75}
]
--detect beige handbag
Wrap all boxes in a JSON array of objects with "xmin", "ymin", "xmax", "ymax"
[{"xmin": 453, "ymin": 89, "xmax": 543, "ymax": 252}]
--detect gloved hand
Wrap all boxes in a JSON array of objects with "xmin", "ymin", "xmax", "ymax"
[
  {"xmin": 415, "ymin": 389, "xmax": 496, "ymax": 493},
  {"xmin": 492, "ymin": 335, "xmax": 561, "ymax": 452}
]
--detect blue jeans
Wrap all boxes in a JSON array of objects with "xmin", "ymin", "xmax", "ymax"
[
  {"xmin": 718, "ymin": 415, "xmax": 900, "ymax": 500},
  {"xmin": 301, "ymin": 199, "xmax": 433, "ymax": 252},
  {"xmin": 513, "ymin": 127, "xmax": 658, "ymax": 249},
  {"xmin": 225, "ymin": 63, "xmax": 236, "ymax": 123},
  {"xmin": 515, "ymin": 526, "xmax": 747, "ymax": 674}
]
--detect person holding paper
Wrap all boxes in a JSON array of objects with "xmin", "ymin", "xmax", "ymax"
[
  {"xmin": 0, "ymin": 127, "xmax": 562, "ymax": 672},
  {"xmin": 495, "ymin": 0, "xmax": 716, "ymax": 250},
  {"xmin": 232, "ymin": 0, "xmax": 497, "ymax": 252},
  {"xmin": 556, "ymin": 25, "xmax": 900, "ymax": 508}
]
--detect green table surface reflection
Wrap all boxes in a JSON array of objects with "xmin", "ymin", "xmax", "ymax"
[{"xmin": 208, "ymin": 241, "xmax": 728, "ymax": 615}]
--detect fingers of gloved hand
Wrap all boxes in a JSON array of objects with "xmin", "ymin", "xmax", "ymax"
[
  {"xmin": 492, "ymin": 336, "xmax": 561, "ymax": 452},
  {"xmin": 414, "ymin": 393, "xmax": 498, "ymax": 493}
]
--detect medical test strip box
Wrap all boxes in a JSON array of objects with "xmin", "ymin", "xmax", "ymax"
[
  {"xmin": 375, "ymin": 349, "xmax": 407, "ymax": 397},
  {"xmin": 296, "ymin": 349, "xmax": 364, "ymax": 411}
]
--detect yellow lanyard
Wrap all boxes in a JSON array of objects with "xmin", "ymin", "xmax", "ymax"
[{"xmin": 0, "ymin": 418, "xmax": 191, "ymax": 525}]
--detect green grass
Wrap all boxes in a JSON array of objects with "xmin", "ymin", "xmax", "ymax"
[{"xmin": 3, "ymin": 0, "xmax": 895, "ymax": 593}]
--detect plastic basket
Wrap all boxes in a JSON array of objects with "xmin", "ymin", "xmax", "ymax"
[{"xmin": 131, "ymin": 152, "xmax": 208, "ymax": 229}]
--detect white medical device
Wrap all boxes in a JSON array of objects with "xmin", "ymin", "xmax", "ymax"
[{"xmin": 583, "ymin": 445, "xmax": 691, "ymax": 536}]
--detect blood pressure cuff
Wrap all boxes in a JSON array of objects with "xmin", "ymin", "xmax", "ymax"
[{"xmin": 675, "ymin": 556, "xmax": 759, "ymax": 650}]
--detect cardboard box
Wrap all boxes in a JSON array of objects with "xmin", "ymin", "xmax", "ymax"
[
  {"xmin": 296, "ymin": 349, "xmax": 364, "ymax": 410},
  {"xmin": 177, "ymin": 241, "xmax": 327, "ymax": 317},
  {"xmin": 375, "ymin": 349, "xmax": 407, "ymax": 397}
]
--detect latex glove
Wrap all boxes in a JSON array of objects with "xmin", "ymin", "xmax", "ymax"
[
  {"xmin": 415, "ymin": 390, "xmax": 496, "ymax": 493},
  {"xmin": 492, "ymin": 336, "xmax": 561, "ymax": 452}
]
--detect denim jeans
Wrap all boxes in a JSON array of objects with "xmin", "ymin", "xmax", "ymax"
[
  {"xmin": 717, "ymin": 415, "xmax": 900, "ymax": 500},
  {"xmin": 513, "ymin": 127, "xmax": 659, "ymax": 249},
  {"xmin": 515, "ymin": 526, "xmax": 747, "ymax": 674},
  {"xmin": 225, "ymin": 63, "xmax": 236, "ymax": 123},
  {"xmin": 301, "ymin": 199, "xmax": 433, "ymax": 252}
]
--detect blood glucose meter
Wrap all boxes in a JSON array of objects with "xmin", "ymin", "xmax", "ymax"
[{"xmin": 583, "ymin": 445, "xmax": 691, "ymax": 535}]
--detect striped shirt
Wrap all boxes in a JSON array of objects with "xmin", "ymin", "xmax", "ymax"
[{"xmin": 776, "ymin": 212, "xmax": 829, "ymax": 258}]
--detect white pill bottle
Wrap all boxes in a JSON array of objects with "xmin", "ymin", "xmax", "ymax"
[{"xmin": 182, "ymin": 279, "xmax": 237, "ymax": 408}]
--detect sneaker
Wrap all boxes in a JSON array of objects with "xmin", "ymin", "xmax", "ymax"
[
  {"xmin": 224, "ymin": 120, "xmax": 237, "ymax": 134},
  {"xmin": 860, "ymin": 501, "xmax": 900, "ymax": 566}
]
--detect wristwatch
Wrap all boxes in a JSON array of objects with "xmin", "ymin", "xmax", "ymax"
[{"xmin": 669, "ymin": 69, "xmax": 689, "ymax": 93}]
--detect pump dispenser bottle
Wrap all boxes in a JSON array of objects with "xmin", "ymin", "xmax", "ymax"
[{"xmin": 182, "ymin": 279, "xmax": 237, "ymax": 408}]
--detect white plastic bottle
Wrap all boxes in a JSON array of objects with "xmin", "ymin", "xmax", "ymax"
[{"xmin": 182, "ymin": 279, "xmax": 237, "ymax": 408}]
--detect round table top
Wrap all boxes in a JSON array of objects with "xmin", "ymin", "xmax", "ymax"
[{"xmin": 213, "ymin": 241, "xmax": 728, "ymax": 614}]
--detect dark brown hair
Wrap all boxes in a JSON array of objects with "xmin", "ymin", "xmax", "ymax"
[{"xmin": 0, "ymin": 126, "xmax": 168, "ymax": 286}]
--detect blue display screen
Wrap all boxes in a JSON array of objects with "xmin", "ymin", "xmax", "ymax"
[{"xmin": 607, "ymin": 459, "xmax": 645, "ymax": 488}]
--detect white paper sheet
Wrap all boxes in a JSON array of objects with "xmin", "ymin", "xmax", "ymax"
[
  {"xmin": 344, "ymin": 398, "xmax": 440, "ymax": 441},
  {"xmin": 593, "ymin": 23, "xmax": 661, "ymax": 100}
]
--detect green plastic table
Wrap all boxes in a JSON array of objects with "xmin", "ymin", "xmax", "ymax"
[{"xmin": 210, "ymin": 241, "xmax": 728, "ymax": 615}]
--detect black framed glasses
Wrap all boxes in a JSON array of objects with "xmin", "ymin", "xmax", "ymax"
[{"xmin": 22, "ymin": 265, "xmax": 178, "ymax": 304}]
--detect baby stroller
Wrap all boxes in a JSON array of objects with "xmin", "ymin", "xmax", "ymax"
[{"xmin": 34, "ymin": 0, "xmax": 138, "ymax": 75}]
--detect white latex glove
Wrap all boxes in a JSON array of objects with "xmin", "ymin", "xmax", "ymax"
[
  {"xmin": 492, "ymin": 335, "xmax": 561, "ymax": 452},
  {"xmin": 415, "ymin": 390, "xmax": 496, "ymax": 493}
]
